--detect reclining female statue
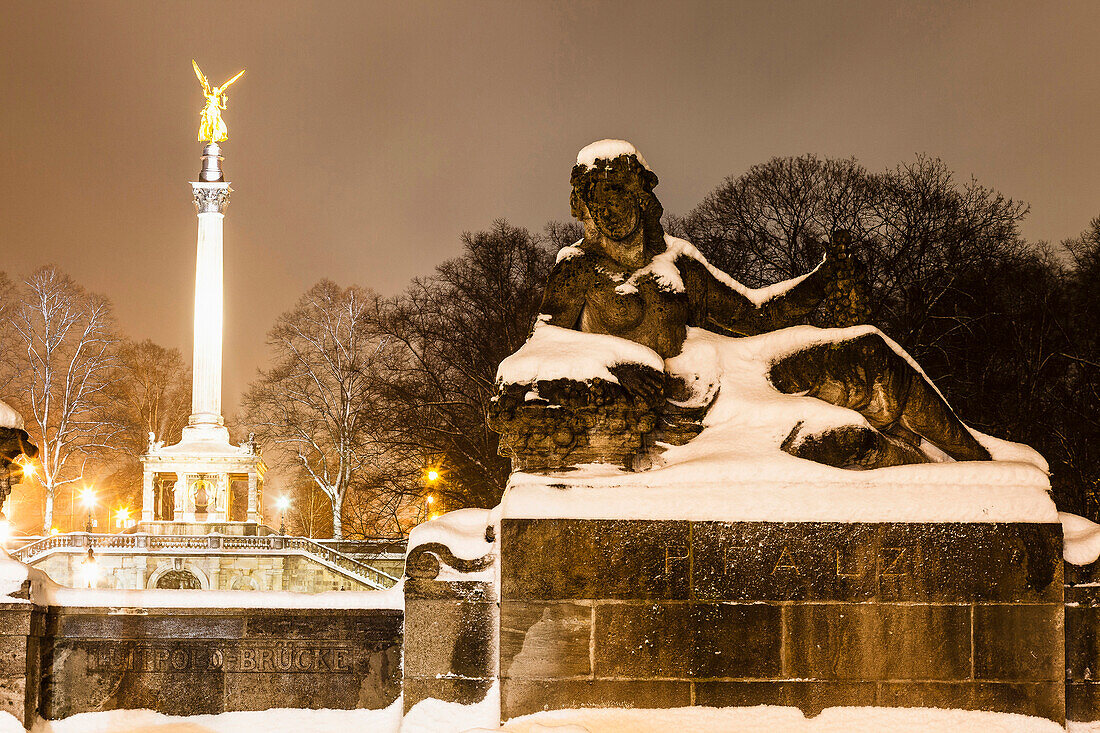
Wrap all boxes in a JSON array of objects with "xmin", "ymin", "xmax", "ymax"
[{"xmin": 492, "ymin": 140, "xmax": 990, "ymax": 471}]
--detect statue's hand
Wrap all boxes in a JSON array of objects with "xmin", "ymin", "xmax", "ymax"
[{"xmin": 608, "ymin": 364, "xmax": 665, "ymax": 408}]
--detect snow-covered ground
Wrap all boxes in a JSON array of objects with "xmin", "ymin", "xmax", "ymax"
[{"xmin": 14, "ymin": 704, "xmax": 1100, "ymax": 733}]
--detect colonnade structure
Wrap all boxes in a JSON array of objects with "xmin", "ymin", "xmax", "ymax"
[{"xmin": 139, "ymin": 142, "xmax": 265, "ymax": 532}]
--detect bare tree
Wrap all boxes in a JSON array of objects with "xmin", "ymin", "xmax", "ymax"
[
  {"xmin": 382, "ymin": 221, "xmax": 555, "ymax": 509},
  {"xmin": 11, "ymin": 267, "xmax": 121, "ymax": 532},
  {"xmin": 241, "ymin": 281, "xmax": 410, "ymax": 539},
  {"xmin": 0, "ymin": 273, "xmax": 21, "ymax": 396},
  {"xmin": 101, "ymin": 339, "xmax": 191, "ymax": 509}
]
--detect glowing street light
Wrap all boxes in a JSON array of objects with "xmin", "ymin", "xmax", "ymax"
[
  {"xmin": 80, "ymin": 487, "xmax": 97, "ymax": 532},
  {"xmin": 114, "ymin": 507, "xmax": 131, "ymax": 530},
  {"xmin": 275, "ymin": 496, "xmax": 290, "ymax": 535},
  {"xmin": 13, "ymin": 456, "xmax": 36, "ymax": 482},
  {"xmin": 426, "ymin": 469, "xmax": 439, "ymax": 483}
]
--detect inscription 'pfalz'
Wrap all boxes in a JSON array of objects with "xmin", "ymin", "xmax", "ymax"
[
  {"xmin": 706, "ymin": 541, "xmax": 920, "ymax": 579},
  {"xmin": 84, "ymin": 642, "xmax": 356, "ymax": 674}
]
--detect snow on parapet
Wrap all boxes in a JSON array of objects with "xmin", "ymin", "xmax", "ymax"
[
  {"xmin": 1061, "ymin": 512, "xmax": 1100, "ymax": 566},
  {"xmin": 408, "ymin": 508, "xmax": 493, "ymax": 562},
  {"xmin": 496, "ymin": 322, "xmax": 664, "ymax": 387},
  {"xmin": 40, "ymin": 584, "xmax": 404, "ymax": 610},
  {"xmin": 0, "ymin": 400, "xmax": 23, "ymax": 430},
  {"xmin": 575, "ymin": 139, "xmax": 652, "ymax": 172}
]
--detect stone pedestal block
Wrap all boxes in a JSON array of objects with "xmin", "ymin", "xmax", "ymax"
[
  {"xmin": 500, "ymin": 519, "xmax": 1064, "ymax": 723},
  {"xmin": 402, "ymin": 579, "xmax": 497, "ymax": 713},
  {"xmin": 1066, "ymin": 563, "xmax": 1100, "ymax": 722},
  {"xmin": 0, "ymin": 599, "xmax": 41, "ymax": 728}
]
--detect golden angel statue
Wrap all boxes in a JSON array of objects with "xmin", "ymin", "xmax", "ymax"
[{"xmin": 192, "ymin": 60, "xmax": 245, "ymax": 143}]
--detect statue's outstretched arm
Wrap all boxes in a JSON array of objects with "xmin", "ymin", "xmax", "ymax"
[
  {"xmin": 754, "ymin": 262, "xmax": 830, "ymax": 330},
  {"xmin": 537, "ymin": 254, "xmax": 593, "ymax": 330},
  {"xmin": 683, "ymin": 257, "xmax": 825, "ymax": 336}
]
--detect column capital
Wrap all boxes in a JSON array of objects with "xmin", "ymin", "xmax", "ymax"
[{"xmin": 191, "ymin": 182, "xmax": 231, "ymax": 214}]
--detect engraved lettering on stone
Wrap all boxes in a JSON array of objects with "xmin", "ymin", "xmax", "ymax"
[
  {"xmin": 721, "ymin": 544, "xmax": 750, "ymax": 571},
  {"xmin": 772, "ymin": 546, "xmax": 801, "ymax": 575},
  {"xmin": 880, "ymin": 547, "xmax": 909, "ymax": 576},
  {"xmin": 664, "ymin": 545, "xmax": 689, "ymax": 576},
  {"xmin": 84, "ymin": 642, "xmax": 356, "ymax": 673}
]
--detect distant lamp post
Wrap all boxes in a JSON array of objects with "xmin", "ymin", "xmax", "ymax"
[
  {"xmin": 423, "ymin": 465, "xmax": 442, "ymax": 523},
  {"xmin": 114, "ymin": 507, "xmax": 131, "ymax": 530},
  {"xmin": 275, "ymin": 496, "xmax": 290, "ymax": 535},
  {"xmin": 80, "ymin": 487, "xmax": 97, "ymax": 533},
  {"xmin": 13, "ymin": 456, "xmax": 36, "ymax": 482}
]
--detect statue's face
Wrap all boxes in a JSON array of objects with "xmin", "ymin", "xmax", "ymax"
[{"xmin": 589, "ymin": 179, "xmax": 641, "ymax": 241}]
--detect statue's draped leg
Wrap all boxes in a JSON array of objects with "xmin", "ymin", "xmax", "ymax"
[{"xmin": 769, "ymin": 332, "xmax": 991, "ymax": 468}]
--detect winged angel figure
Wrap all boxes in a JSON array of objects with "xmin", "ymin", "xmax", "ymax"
[{"xmin": 193, "ymin": 60, "xmax": 244, "ymax": 143}]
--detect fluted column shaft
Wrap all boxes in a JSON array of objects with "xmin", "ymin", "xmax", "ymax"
[{"xmin": 189, "ymin": 183, "xmax": 230, "ymax": 426}]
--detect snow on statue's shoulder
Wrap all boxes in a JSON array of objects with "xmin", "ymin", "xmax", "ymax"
[
  {"xmin": 0, "ymin": 400, "xmax": 23, "ymax": 431},
  {"xmin": 497, "ymin": 321, "xmax": 663, "ymax": 387},
  {"xmin": 555, "ymin": 242, "xmax": 586, "ymax": 264},
  {"xmin": 575, "ymin": 139, "xmax": 652, "ymax": 171}
]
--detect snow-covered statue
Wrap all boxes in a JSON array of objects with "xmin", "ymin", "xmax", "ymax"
[
  {"xmin": 489, "ymin": 140, "xmax": 999, "ymax": 473},
  {"xmin": 0, "ymin": 399, "xmax": 37, "ymax": 510}
]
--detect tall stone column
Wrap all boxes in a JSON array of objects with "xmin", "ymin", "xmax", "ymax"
[
  {"xmin": 186, "ymin": 142, "xmax": 231, "ymax": 441},
  {"xmin": 247, "ymin": 472, "xmax": 259, "ymax": 523},
  {"xmin": 141, "ymin": 472, "xmax": 154, "ymax": 522}
]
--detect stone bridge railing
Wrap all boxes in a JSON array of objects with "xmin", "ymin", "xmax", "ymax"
[{"xmin": 10, "ymin": 533, "xmax": 400, "ymax": 590}]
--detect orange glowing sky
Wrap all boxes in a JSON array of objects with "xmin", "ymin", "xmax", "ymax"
[{"xmin": 4, "ymin": 1, "xmax": 1100, "ymax": 413}]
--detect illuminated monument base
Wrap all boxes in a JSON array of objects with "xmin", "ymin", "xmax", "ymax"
[{"xmin": 139, "ymin": 144, "xmax": 265, "ymax": 529}]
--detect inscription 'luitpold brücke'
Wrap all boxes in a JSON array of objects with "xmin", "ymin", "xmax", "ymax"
[{"xmin": 84, "ymin": 642, "xmax": 356, "ymax": 674}]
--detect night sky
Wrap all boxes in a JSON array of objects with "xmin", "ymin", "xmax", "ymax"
[{"xmin": 4, "ymin": 1, "xmax": 1100, "ymax": 412}]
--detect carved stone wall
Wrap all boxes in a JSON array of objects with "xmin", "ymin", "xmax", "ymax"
[
  {"xmin": 499, "ymin": 518, "xmax": 1065, "ymax": 723},
  {"xmin": 35, "ymin": 605, "xmax": 401, "ymax": 719}
]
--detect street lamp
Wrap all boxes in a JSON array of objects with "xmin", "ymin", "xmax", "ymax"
[
  {"xmin": 114, "ymin": 507, "xmax": 130, "ymax": 530},
  {"xmin": 13, "ymin": 456, "xmax": 35, "ymax": 482},
  {"xmin": 275, "ymin": 496, "xmax": 290, "ymax": 535},
  {"xmin": 80, "ymin": 487, "xmax": 97, "ymax": 533},
  {"xmin": 423, "ymin": 465, "xmax": 441, "ymax": 523}
]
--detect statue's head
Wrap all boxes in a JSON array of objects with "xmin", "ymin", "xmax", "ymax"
[{"xmin": 570, "ymin": 140, "xmax": 664, "ymax": 257}]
